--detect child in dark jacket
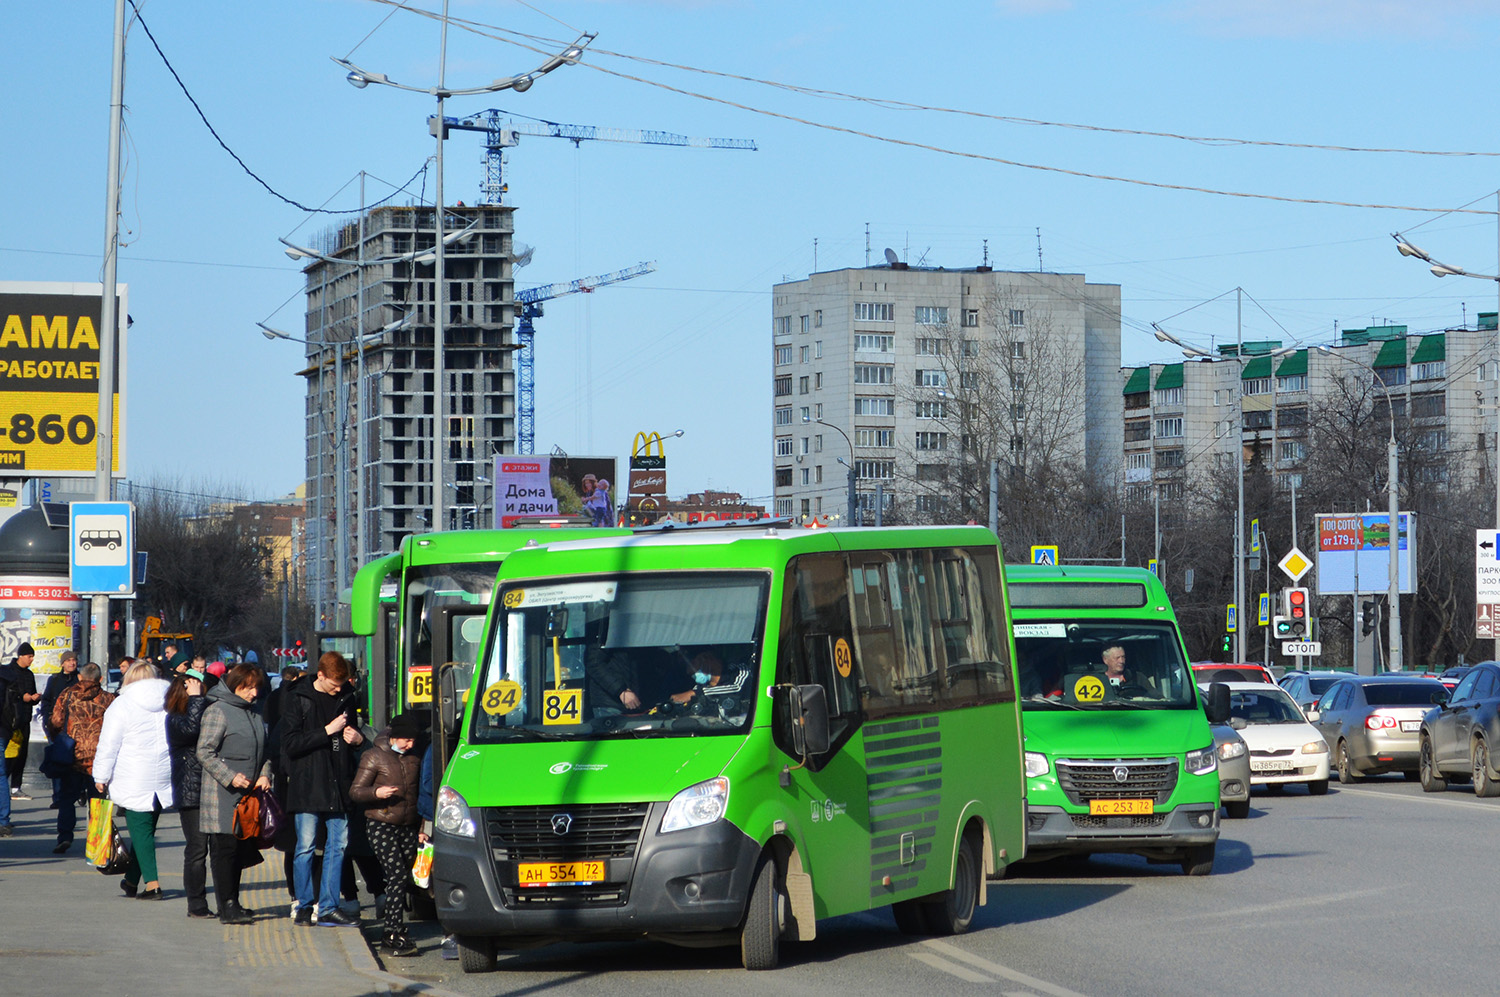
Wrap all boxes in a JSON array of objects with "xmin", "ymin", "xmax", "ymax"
[{"xmin": 349, "ymin": 712, "xmax": 425, "ymax": 956}]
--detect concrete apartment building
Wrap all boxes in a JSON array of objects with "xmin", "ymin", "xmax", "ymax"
[
  {"xmin": 771, "ymin": 263, "xmax": 1122, "ymax": 524},
  {"xmin": 298, "ymin": 204, "xmax": 519, "ymax": 621},
  {"xmin": 1123, "ymin": 315, "xmax": 1493, "ymax": 504}
]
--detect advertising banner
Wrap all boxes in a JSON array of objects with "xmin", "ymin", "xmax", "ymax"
[
  {"xmin": 0, "ymin": 577, "xmax": 85, "ymax": 674},
  {"xmin": 628, "ymin": 431, "xmax": 669, "ymax": 517},
  {"xmin": 492, "ymin": 455, "xmax": 618, "ymax": 528},
  {"xmin": 1314, "ymin": 512, "xmax": 1415, "ymax": 596},
  {"xmin": 0, "ymin": 282, "xmax": 126, "ymax": 477}
]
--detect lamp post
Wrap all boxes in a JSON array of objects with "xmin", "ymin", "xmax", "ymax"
[
  {"xmin": 809, "ymin": 417, "xmax": 857, "ymax": 526},
  {"xmin": 334, "ymin": 12, "xmax": 591, "ymax": 533},
  {"xmin": 1153, "ymin": 307, "xmax": 1293, "ymax": 665},
  {"xmin": 1393, "ymin": 226, "xmax": 1499, "ymax": 659},
  {"xmin": 1318, "ymin": 345, "xmax": 1403, "ymax": 671}
]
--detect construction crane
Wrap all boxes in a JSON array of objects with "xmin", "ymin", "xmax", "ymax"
[
  {"xmin": 513, "ymin": 261, "xmax": 657, "ymax": 454},
  {"xmin": 438, "ymin": 111, "xmax": 757, "ymax": 205}
]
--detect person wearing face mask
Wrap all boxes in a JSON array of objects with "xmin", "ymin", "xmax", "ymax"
[{"xmin": 349, "ymin": 712, "xmax": 425, "ymax": 957}]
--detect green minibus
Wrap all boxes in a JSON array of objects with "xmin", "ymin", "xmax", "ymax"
[
  {"xmin": 431, "ymin": 524, "xmax": 1026, "ymax": 970},
  {"xmin": 1005, "ymin": 565, "xmax": 1229, "ymax": 876}
]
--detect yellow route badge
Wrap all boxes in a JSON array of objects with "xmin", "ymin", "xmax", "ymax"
[
  {"xmin": 481, "ymin": 680, "xmax": 522, "ymax": 716},
  {"xmin": 1072, "ymin": 675, "xmax": 1105, "ymax": 703}
]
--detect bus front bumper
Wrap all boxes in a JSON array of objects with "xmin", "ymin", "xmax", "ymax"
[
  {"xmin": 1022, "ymin": 803, "xmax": 1219, "ymax": 861},
  {"xmin": 433, "ymin": 804, "xmax": 762, "ymax": 944}
]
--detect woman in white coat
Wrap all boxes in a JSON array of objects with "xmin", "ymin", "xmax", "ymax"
[{"xmin": 93, "ymin": 661, "xmax": 174, "ymax": 900}]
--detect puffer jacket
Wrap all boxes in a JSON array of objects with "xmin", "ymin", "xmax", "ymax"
[
  {"xmin": 92, "ymin": 678, "xmax": 174, "ymax": 811},
  {"xmin": 166, "ymin": 695, "xmax": 210, "ymax": 810},
  {"xmin": 51, "ymin": 680, "xmax": 116, "ymax": 774},
  {"xmin": 349, "ymin": 733, "xmax": 422, "ymax": 827}
]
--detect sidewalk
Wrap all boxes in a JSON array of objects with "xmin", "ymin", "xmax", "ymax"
[{"xmin": 0, "ymin": 748, "xmax": 438, "ymax": 997}]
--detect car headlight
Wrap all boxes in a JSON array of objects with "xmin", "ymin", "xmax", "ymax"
[
  {"xmin": 660, "ymin": 777, "xmax": 729, "ymax": 834},
  {"xmin": 1185, "ymin": 744, "xmax": 1217, "ymax": 776},
  {"xmin": 1024, "ymin": 751, "xmax": 1051, "ymax": 778},
  {"xmin": 434, "ymin": 785, "xmax": 476, "ymax": 838},
  {"xmin": 1302, "ymin": 740, "xmax": 1329, "ymax": 755},
  {"xmin": 1217, "ymin": 740, "xmax": 1247, "ymax": 761}
]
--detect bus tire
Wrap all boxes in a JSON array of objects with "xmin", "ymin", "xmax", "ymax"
[
  {"xmin": 457, "ymin": 934, "xmax": 497, "ymax": 973},
  {"xmin": 741, "ymin": 856, "xmax": 783, "ymax": 970},
  {"xmin": 891, "ymin": 899, "xmax": 931, "ymax": 936},
  {"xmin": 921, "ymin": 830, "xmax": 981, "ymax": 936},
  {"xmin": 1181, "ymin": 843, "xmax": 1215, "ymax": 877}
]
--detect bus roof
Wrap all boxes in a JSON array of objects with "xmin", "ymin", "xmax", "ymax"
[
  {"xmin": 399, "ymin": 526, "xmax": 632, "ymax": 568},
  {"xmin": 1004, "ymin": 564, "xmax": 1175, "ymax": 616}
]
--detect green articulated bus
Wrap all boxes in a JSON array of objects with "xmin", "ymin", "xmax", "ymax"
[
  {"xmin": 430, "ymin": 524, "xmax": 1027, "ymax": 971},
  {"xmin": 1005, "ymin": 565, "xmax": 1229, "ymax": 876}
]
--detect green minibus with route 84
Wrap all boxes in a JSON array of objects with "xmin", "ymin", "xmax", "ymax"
[
  {"xmin": 1005, "ymin": 565, "xmax": 1230, "ymax": 875},
  {"xmin": 430, "ymin": 524, "xmax": 1026, "ymax": 970}
]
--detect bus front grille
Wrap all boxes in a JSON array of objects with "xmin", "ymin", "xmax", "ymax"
[
  {"xmin": 1055, "ymin": 759, "xmax": 1179, "ymax": 805},
  {"xmin": 484, "ymin": 803, "xmax": 651, "ymax": 861}
]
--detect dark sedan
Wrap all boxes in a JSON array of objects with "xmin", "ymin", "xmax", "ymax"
[
  {"xmin": 1419, "ymin": 662, "xmax": 1500, "ymax": 796},
  {"xmin": 1280, "ymin": 670, "xmax": 1351, "ymax": 714},
  {"xmin": 1309, "ymin": 675, "xmax": 1449, "ymax": 782}
]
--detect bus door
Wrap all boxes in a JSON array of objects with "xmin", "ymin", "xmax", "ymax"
[
  {"xmin": 426, "ymin": 604, "xmax": 488, "ymax": 796},
  {"xmin": 777, "ymin": 553, "xmax": 872, "ymax": 916}
]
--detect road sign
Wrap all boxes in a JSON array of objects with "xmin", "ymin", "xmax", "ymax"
[
  {"xmin": 1251, "ymin": 519, "xmax": 1261, "ymax": 554},
  {"xmin": 1147, "ymin": 557, "xmax": 1159, "ymax": 578},
  {"xmin": 1226, "ymin": 604, "xmax": 1237, "ymax": 633},
  {"xmin": 1031, "ymin": 545, "xmax": 1058, "ymax": 566},
  {"xmin": 1278, "ymin": 547, "xmax": 1312, "ymax": 583},
  {"xmin": 1258, "ymin": 593, "xmax": 1270, "ymax": 627},
  {"xmin": 69, "ymin": 501, "xmax": 134, "ymax": 595},
  {"xmin": 1282, "ymin": 641, "xmax": 1322, "ymax": 656},
  {"xmin": 1477, "ymin": 530, "xmax": 1500, "ymax": 599},
  {"xmin": 1478, "ymin": 602, "xmax": 1500, "ymax": 639}
]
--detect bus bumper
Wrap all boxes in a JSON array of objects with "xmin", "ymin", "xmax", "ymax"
[
  {"xmin": 1022, "ymin": 803, "xmax": 1218, "ymax": 861},
  {"xmin": 433, "ymin": 804, "xmax": 763, "ymax": 944}
]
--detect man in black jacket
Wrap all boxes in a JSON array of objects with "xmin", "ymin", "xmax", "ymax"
[
  {"xmin": 1, "ymin": 642, "xmax": 41, "ymax": 812},
  {"xmin": 281, "ymin": 651, "xmax": 364, "ymax": 926}
]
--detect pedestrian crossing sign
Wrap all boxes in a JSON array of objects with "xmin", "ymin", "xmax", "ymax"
[{"xmin": 1031, "ymin": 545, "xmax": 1058, "ymax": 566}]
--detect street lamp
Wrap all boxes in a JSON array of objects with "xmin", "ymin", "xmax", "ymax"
[
  {"xmin": 1317, "ymin": 345, "xmax": 1403, "ymax": 671},
  {"xmin": 334, "ymin": 7, "xmax": 592, "ymax": 532},
  {"xmin": 807, "ymin": 415, "xmax": 857, "ymax": 527},
  {"xmin": 1153, "ymin": 310, "xmax": 1294, "ymax": 665},
  {"xmin": 1393, "ymin": 226, "xmax": 1500, "ymax": 659}
]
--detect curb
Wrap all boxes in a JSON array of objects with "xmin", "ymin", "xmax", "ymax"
[{"xmin": 337, "ymin": 929, "xmax": 469, "ymax": 997}]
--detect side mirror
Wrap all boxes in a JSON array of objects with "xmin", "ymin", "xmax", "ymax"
[
  {"xmin": 1228, "ymin": 716, "xmax": 1247, "ymax": 731},
  {"xmin": 1204, "ymin": 682, "xmax": 1231, "ymax": 725},
  {"xmin": 787, "ymin": 684, "xmax": 831, "ymax": 756},
  {"xmin": 1432, "ymin": 690, "xmax": 1451, "ymax": 707},
  {"xmin": 1305, "ymin": 709, "xmax": 1320, "ymax": 723},
  {"xmin": 438, "ymin": 661, "xmax": 473, "ymax": 735}
]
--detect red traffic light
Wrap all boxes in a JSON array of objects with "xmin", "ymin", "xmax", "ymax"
[{"xmin": 1287, "ymin": 588, "xmax": 1308, "ymax": 620}]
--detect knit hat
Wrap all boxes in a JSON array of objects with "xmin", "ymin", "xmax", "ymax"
[
  {"xmin": 205, "ymin": 661, "xmax": 227, "ymax": 678},
  {"xmin": 16, "ymin": 642, "xmax": 34, "ymax": 657},
  {"xmin": 388, "ymin": 712, "xmax": 424, "ymax": 740}
]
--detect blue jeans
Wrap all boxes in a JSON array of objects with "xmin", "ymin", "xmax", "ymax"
[
  {"xmin": 0, "ymin": 756, "xmax": 10, "ymax": 827},
  {"xmin": 292, "ymin": 812, "xmax": 348, "ymax": 915}
]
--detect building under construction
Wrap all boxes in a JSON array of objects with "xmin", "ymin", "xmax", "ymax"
[{"xmin": 296, "ymin": 204, "xmax": 518, "ymax": 624}]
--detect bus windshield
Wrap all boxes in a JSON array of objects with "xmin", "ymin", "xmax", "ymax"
[
  {"xmin": 1014, "ymin": 620, "xmax": 1195, "ymax": 710},
  {"xmin": 471, "ymin": 572, "xmax": 768, "ymax": 741},
  {"xmin": 405, "ymin": 564, "xmax": 499, "ymax": 672}
]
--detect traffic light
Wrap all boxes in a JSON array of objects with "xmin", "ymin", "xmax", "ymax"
[
  {"xmin": 1361, "ymin": 600, "xmax": 1377, "ymax": 637},
  {"xmin": 1221, "ymin": 633, "xmax": 1232, "ymax": 655},
  {"xmin": 1273, "ymin": 615, "xmax": 1292, "ymax": 638},
  {"xmin": 1286, "ymin": 587, "xmax": 1309, "ymax": 637}
]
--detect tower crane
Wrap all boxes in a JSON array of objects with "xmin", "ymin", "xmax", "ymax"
[
  {"xmin": 437, "ymin": 111, "xmax": 756, "ymax": 205},
  {"xmin": 513, "ymin": 261, "xmax": 657, "ymax": 454}
]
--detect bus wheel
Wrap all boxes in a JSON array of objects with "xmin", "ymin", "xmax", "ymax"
[
  {"xmin": 922, "ymin": 831, "xmax": 981, "ymax": 936},
  {"xmin": 1181, "ymin": 843, "xmax": 1215, "ymax": 877},
  {"xmin": 457, "ymin": 935, "xmax": 497, "ymax": 973},
  {"xmin": 740, "ymin": 856, "xmax": 784, "ymax": 970},
  {"xmin": 891, "ymin": 899, "xmax": 931, "ymax": 935}
]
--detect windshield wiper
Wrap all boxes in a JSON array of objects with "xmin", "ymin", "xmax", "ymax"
[
  {"xmin": 1024, "ymin": 698, "xmax": 1086, "ymax": 710},
  {"xmin": 1100, "ymin": 699, "xmax": 1156, "ymax": 710},
  {"xmin": 492, "ymin": 727, "xmax": 572, "ymax": 741}
]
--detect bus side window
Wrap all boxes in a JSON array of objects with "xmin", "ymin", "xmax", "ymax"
[{"xmin": 777, "ymin": 553, "xmax": 860, "ymax": 763}]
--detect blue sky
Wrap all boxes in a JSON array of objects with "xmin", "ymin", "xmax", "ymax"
[{"xmin": 6, "ymin": 0, "xmax": 1500, "ymax": 504}]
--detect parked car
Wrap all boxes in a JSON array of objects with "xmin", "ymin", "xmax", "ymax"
[
  {"xmin": 1280, "ymin": 670, "xmax": 1353, "ymax": 714},
  {"xmin": 1419, "ymin": 661, "xmax": 1500, "ymax": 796},
  {"xmin": 1310, "ymin": 675, "xmax": 1450, "ymax": 782},
  {"xmin": 1191, "ymin": 662, "xmax": 1276, "ymax": 685},
  {"xmin": 1219, "ymin": 681, "xmax": 1329, "ymax": 795},
  {"xmin": 1211, "ymin": 721, "xmax": 1252, "ymax": 818},
  {"xmin": 1437, "ymin": 665, "xmax": 1477, "ymax": 691}
]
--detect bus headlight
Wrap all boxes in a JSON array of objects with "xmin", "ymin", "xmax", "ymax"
[
  {"xmin": 1217, "ymin": 740, "xmax": 1247, "ymax": 761},
  {"xmin": 661, "ymin": 777, "xmax": 730, "ymax": 833},
  {"xmin": 435, "ymin": 786, "xmax": 477, "ymax": 838},
  {"xmin": 1185, "ymin": 744, "xmax": 1217, "ymax": 776},
  {"xmin": 1024, "ymin": 751, "xmax": 1051, "ymax": 778}
]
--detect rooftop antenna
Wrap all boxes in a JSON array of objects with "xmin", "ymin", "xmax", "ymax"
[
  {"xmin": 915, "ymin": 247, "xmax": 931, "ymax": 267},
  {"xmin": 884, "ymin": 247, "xmax": 899, "ymax": 267},
  {"xmin": 983, "ymin": 239, "xmax": 989, "ymax": 268},
  {"xmin": 813, "ymin": 237, "xmax": 818, "ymax": 273},
  {"xmin": 1036, "ymin": 227, "xmax": 1044, "ymax": 272},
  {"xmin": 865, "ymin": 222, "xmax": 870, "ymax": 267}
]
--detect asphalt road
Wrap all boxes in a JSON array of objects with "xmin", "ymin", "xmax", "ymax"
[{"xmin": 386, "ymin": 774, "xmax": 1499, "ymax": 997}]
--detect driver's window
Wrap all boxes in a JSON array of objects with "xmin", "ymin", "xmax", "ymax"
[
  {"xmin": 1473, "ymin": 671, "xmax": 1498, "ymax": 701},
  {"xmin": 1452, "ymin": 671, "xmax": 1481, "ymax": 703}
]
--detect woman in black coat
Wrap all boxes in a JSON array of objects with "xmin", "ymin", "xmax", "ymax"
[{"xmin": 165, "ymin": 669, "xmax": 213, "ymax": 918}]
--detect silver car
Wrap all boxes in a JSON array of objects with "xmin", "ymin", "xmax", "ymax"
[
  {"xmin": 1211, "ymin": 722, "xmax": 1252, "ymax": 818},
  {"xmin": 1310, "ymin": 675, "xmax": 1450, "ymax": 782}
]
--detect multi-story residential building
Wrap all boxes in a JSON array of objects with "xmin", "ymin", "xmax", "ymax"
[
  {"xmin": 771, "ymin": 262, "xmax": 1122, "ymax": 524},
  {"xmin": 1122, "ymin": 315, "xmax": 1494, "ymax": 503},
  {"xmin": 298, "ymin": 204, "xmax": 519, "ymax": 621}
]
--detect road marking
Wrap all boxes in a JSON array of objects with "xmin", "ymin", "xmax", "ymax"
[
  {"xmin": 922, "ymin": 940, "xmax": 1092, "ymax": 997},
  {"xmin": 1158, "ymin": 888, "xmax": 1385, "ymax": 922},
  {"xmin": 909, "ymin": 950, "xmax": 995, "ymax": 983},
  {"xmin": 1335, "ymin": 786, "xmax": 1500, "ymax": 813}
]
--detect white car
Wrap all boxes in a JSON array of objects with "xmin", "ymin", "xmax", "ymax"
[{"xmin": 1219, "ymin": 681, "xmax": 1331, "ymax": 795}]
